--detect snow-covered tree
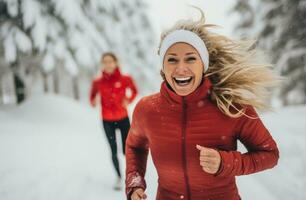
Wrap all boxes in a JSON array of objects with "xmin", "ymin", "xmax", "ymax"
[
  {"xmin": 85, "ymin": 0, "xmax": 160, "ymax": 93},
  {"xmin": 0, "ymin": 0, "xmax": 158, "ymax": 103},
  {"xmin": 1, "ymin": 0, "xmax": 100, "ymax": 75},
  {"xmin": 230, "ymin": 0, "xmax": 257, "ymax": 38},
  {"xmin": 232, "ymin": 0, "xmax": 306, "ymax": 106}
]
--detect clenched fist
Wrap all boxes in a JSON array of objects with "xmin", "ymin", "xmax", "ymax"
[
  {"xmin": 122, "ymin": 98, "xmax": 129, "ymax": 108},
  {"xmin": 90, "ymin": 99, "xmax": 96, "ymax": 107},
  {"xmin": 131, "ymin": 188, "xmax": 147, "ymax": 200},
  {"xmin": 196, "ymin": 145, "xmax": 221, "ymax": 174}
]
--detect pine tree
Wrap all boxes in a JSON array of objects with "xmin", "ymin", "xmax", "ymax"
[
  {"xmin": 85, "ymin": 0, "xmax": 159, "ymax": 93},
  {"xmin": 231, "ymin": 0, "xmax": 257, "ymax": 38},
  {"xmin": 0, "ymin": 0, "xmax": 158, "ymax": 103},
  {"xmin": 232, "ymin": 0, "xmax": 306, "ymax": 106}
]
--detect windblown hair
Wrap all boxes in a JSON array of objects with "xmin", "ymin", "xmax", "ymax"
[{"xmin": 158, "ymin": 7, "xmax": 281, "ymax": 118}]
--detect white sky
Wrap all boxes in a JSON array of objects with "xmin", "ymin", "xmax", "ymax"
[{"xmin": 148, "ymin": 0, "xmax": 237, "ymax": 37}]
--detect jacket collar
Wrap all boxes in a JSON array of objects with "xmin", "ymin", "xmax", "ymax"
[
  {"xmin": 102, "ymin": 67, "xmax": 121, "ymax": 81},
  {"xmin": 160, "ymin": 78, "xmax": 212, "ymax": 105}
]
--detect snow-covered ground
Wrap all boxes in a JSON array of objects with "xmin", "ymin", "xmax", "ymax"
[{"xmin": 0, "ymin": 94, "xmax": 305, "ymax": 200}]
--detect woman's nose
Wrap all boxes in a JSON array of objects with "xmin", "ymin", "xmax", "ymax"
[{"xmin": 176, "ymin": 61, "xmax": 189, "ymax": 73}]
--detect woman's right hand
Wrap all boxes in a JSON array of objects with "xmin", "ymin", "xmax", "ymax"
[
  {"xmin": 131, "ymin": 188, "xmax": 147, "ymax": 200},
  {"xmin": 90, "ymin": 99, "xmax": 96, "ymax": 107}
]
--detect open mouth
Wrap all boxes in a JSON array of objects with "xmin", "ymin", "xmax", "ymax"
[{"xmin": 173, "ymin": 76, "xmax": 194, "ymax": 86}]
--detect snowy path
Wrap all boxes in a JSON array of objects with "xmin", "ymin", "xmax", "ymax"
[
  {"xmin": 0, "ymin": 95, "xmax": 129, "ymax": 200},
  {"xmin": 0, "ymin": 94, "xmax": 305, "ymax": 200}
]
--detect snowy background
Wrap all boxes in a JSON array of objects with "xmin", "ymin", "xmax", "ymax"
[{"xmin": 0, "ymin": 0, "xmax": 306, "ymax": 200}]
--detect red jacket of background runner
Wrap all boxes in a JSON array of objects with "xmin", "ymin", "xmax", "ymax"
[{"xmin": 90, "ymin": 68, "xmax": 137, "ymax": 121}]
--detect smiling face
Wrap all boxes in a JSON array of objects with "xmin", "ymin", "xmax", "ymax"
[
  {"xmin": 101, "ymin": 54, "xmax": 118, "ymax": 74},
  {"xmin": 162, "ymin": 42, "xmax": 204, "ymax": 96}
]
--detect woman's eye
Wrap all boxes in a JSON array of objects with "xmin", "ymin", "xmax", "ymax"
[
  {"xmin": 167, "ymin": 58, "xmax": 178, "ymax": 63},
  {"xmin": 186, "ymin": 57, "xmax": 196, "ymax": 62}
]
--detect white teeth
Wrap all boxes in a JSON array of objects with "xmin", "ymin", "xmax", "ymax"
[{"xmin": 174, "ymin": 77, "xmax": 192, "ymax": 81}]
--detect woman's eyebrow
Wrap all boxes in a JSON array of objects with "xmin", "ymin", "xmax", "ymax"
[
  {"xmin": 167, "ymin": 53, "xmax": 177, "ymax": 56},
  {"xmin": 186, "ymin": 52, "xmax": 196, "ymax": 55}
]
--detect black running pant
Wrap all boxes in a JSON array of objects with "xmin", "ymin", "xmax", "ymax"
[{"xmin": 102, "ymin": 117, "xmax": 130, "ymax": 178}]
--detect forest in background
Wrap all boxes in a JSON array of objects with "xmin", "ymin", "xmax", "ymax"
[
  {"xmin": 0, "ymin": 0, "xmax": 305, "ymax": 106},
  {"xmin": 0, "ymin": 0, "xmax": 159, "ymax": 104}
]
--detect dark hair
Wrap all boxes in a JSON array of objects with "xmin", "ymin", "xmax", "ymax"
[{"xmin": 101, "ymin": 52, "xmax": 118, "ymax": 62}]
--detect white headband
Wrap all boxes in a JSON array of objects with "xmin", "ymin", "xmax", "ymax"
[{"xmin": 159, "ymin": 29, "xmax": 209, "ymax": 72}]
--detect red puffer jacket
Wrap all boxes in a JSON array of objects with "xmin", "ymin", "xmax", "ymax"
[
  {"xmin": 90, "ymin": 68, "xmax": 137, "ymax": 121},
  {"xmin": 125, "ymin": 78, "xmax": 279, "ymax": 200}
]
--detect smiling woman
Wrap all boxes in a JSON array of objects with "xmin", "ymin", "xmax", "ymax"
[{"xmin": 125, "ymin": 7, "xmax": 280, "ymax": 200}]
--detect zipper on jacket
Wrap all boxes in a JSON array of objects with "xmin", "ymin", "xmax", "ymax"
[{"xmin": 182, "ymin": 97, "xmax": 191, "ymax": 200}]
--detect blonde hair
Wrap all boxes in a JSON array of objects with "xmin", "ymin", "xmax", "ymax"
[{"xmin": 158, "ymin": 7, "xmax": 281, "ymax": 118}]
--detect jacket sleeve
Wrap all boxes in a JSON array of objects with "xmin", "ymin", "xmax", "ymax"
[
  {"xmin": 215, "ymin": 106, "xmax": 279, "ymax": 177},
  {"xmin": 125, "ymin": 98, "xmax": 149, "ymax": 199},
  {"xmin": 89, "ymin": 80, "xmax": 98, "ymax": 104},
  {"xmin": 125, "ymin": 76, "xmax": 138, "ymax": 103}
]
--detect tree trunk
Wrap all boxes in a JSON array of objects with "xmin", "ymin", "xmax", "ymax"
[
  {"xmin": 42, "ymin": 72, "xmax": 49, "ymax": 93},
  {"xmin": 0, "ymin": 73, "xmax": 3, "ymax": 104},
  {"xmin": 53, "ymin": 67, "xmax": 59, "ymax": 94},
  {"xmin": 72, "ymin": 76, "xmax": 80, "ymax": 100}
]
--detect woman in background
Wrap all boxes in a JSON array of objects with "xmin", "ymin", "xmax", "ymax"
[{"xmin": 90, "ymin": 52, "xmax": 137, "ymax": 190}]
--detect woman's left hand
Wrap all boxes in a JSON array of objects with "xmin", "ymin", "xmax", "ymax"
[
  {"xmin": 122, "ymin": 98, "xmax": 129, "ymax": 107},
  {"xmin": 196, "ymin": 145, "xmax": 221, "ymax": 174}
]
